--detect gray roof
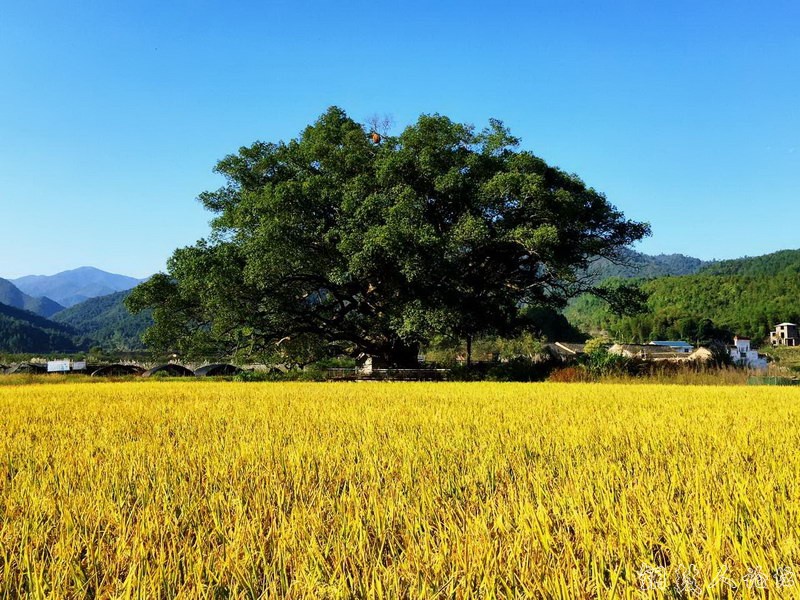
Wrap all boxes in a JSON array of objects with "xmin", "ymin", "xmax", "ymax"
[
  {"xmin": 552, "ymin": 342, "xmax": 587, "ymax": 355},
  {"xmin": 649, "ymin": 340, "xmax": 693, "ymax": 347},
  {"xmin": 609, "ymin": 345, "xmax": 691, "ymax": 361},
  {"xmin": 615, "ymin": 343, "xmax": 674, "ymax": 351},
  {"xmin": 4, "ymin": 362, "xmax": 46, "ymax": 374}
]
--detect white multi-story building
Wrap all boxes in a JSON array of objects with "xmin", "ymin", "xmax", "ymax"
[
  {"xmin": 771, "ymin": 323, "xmax": 800, "ymax": 347},
  {"xmin": 730, "ymin": 336, "xmax": 767, "ymax": 369}
]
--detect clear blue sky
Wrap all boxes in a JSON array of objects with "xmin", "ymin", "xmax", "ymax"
[{"xmin": 1, "ymin": 0, "xmax": 798, "ymax": 278}]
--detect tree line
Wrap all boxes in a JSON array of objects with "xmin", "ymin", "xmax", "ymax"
[{"xmin": 566, "ymin": 268, "xmax": 800, "ymax": 344}]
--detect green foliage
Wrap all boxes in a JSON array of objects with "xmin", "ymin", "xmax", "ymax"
[
  {"xmin": 128, "ymin": 107, "xmax": 649, "ymax": 365},
  {"xmin": 447, "ymin": 358, "xmax": 554, "ymax": 382},
  {"xmin": 232, "ymin": 370, "xmax": 283, "ymax": 382},
  {"xmin": 493, "ymin": 332, "xmax": 545, "ymax": 361},
  {"xmin": 583, "ymin": 336, "xmax": 610, "ymax": 354},
  {"xmin": 52, "ymin": 291, "xmax": 153, "ymax": 351},
  {"xmin": 517, "ymin": 305, "xmax": 587, "ymax": 343},
  {"xmin": 584, "ymin": 249, "xmax": 707, "ymax": 281},
  {"xmin": 566, "ymin": 250, "xmax": 800, "ymax": 344},
  {"xmin": 763, "ymin": 346, "xmax": 800, "ymax": 371},
  {"xmin": 0, "ymin": 302, "xmax": 84, "ymax": 353},
  {"xmin": 580, "ymin": 343, "xmax": 633, "ymax": 378},
  {"xmin": 233, "ymin": 367, "xmax": 329, "ymax": 382},
  {"xmin": 698, "ymin": 249, "xmax": 800, "ymax": 277},
  {"xmin": 0, "ymin": 278, "xmax": 64, "ymax": 318},
  {"xmin": 707, "ymin": 340, "xmax": 735, "ymax": 367}
]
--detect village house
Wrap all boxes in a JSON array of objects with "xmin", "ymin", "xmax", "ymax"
[
  {"xmin": 547, "ymin": 342, "xmax": 587, "ymax": 362},
  {"xmin": 649, "ymin": 340, "xmax": 694, "ymax": 354},
  {"xmin": 770, "ymin": 323, "xmax": 800, "ymax": 347},
  {"xmin": 550, "ymin": 341, "xmax": 705, "ymax": 364},
  {"xmin": 729, "ymin": 336, "xmax": 767, "ymax": 369},
  {"xmin": 608, "ymin": 344, "xmax": 686, "ymax": 361}
]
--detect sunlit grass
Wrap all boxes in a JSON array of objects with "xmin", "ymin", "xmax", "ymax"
[{"xmin": 1, "ymin": 381, "xmax": 799, "ymax": 598}]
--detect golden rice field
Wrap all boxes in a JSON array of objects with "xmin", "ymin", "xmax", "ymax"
[{"xmin": 2, "ymin": 381, "xmax": 800, "ymax": 599}]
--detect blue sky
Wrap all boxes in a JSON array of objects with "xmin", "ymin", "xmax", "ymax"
[{"xmin": 1, "ymin": 0, "xmax": 798, "ymax": 278}]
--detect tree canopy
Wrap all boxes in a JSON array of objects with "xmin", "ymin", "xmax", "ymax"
[{"xmin": 127, "ymin": 107, "xmax": 649, "ymax": 365}]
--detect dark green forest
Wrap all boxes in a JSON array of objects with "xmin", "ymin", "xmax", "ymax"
[
  {"xmin": 0, "ymin": 291, "xmax": 151, "ymax": 354},
  {"xmin": 52, "ymin": 290, "xmax": 152, "ymax": 351},
  {"xmin": 697, "ymin": 249, "xmax": 800, "ymax": 277},
  {"xmin": 566, "ymin": 249, "xmax": 800, "ymax": 344},
  {"xmin": 0, "ymin": 302, "xmax": 82, "ymax": 353}
]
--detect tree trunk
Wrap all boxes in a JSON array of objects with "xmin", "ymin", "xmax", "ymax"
[
  {"xmin": 377, "ymin": 338, "xmax": 420, "ymax": 368},
  {"xmin": 466, "ymin": 335, "xmax": 473, "ymax": 367}
]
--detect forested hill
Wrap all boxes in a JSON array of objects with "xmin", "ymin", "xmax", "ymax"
[
  {"xmin": 585, "ymin": 249, "xmax": 707, "ymax": 280},
  {"xmin": 0, "ymin": 278, "xmax": 64, "ymax": 318},
  {"xmin": 566, "ymin": 248, "xmax": 800, "ymax": 343},
  {"xmin": 52, "ymin": 290, "xmax": 152, "ymax": 351},
  {"xmin": 0, "ymin": 302, "xmax": 84, "ymax": 353},
  {"xmin": 697, "ymin": 249, "xmax": 800, "ymax": 277}
]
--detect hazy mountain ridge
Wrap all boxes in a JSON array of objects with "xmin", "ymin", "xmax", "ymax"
[
  {"xmin": 0, "ymin": 278, "xmax": 64, "ymax": 318},
  {"xmin": 11, "ymin": 267, "xmax": 143, "ymax": 308},
  {"xmin": 585, "ymin": 249, "xmax": 709, "ymax": 281}
]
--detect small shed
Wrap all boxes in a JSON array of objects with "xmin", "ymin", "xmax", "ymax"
[
  {"xmin": 91, "ymin": 364, "xmax": 145, "ymax": 377},
  {"xmin": 141, "ymin": 364, "xmax": 195, "ymax": 378},
  {"xmin": 194, "ymin": 364, "xmax": 243, "ymax": 377}
]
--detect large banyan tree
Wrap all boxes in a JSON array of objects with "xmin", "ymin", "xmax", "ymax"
[{"xmin": 127, "ymin": 107, "xmax": 649, "ymax": 366}]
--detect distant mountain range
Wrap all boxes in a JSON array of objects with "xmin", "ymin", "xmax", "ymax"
[
  {"xmin": 0, "ymin": 267, "xmax": 150, "ymax": 354},
  {"xmin": 11, "ymin": 267, "xmax": 143, "ymax": 308},
  {"xmin": 0, "ymin": 278, "xmax": 64, "ymax": 318}
]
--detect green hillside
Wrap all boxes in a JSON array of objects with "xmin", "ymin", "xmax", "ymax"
[
  {"xmin": 0, "ymin": 302, "xmax": 83, "ymax": 353},
  {"xmin": 585, "ymin": 248, "xmax": 708, "ymax": 281},
  {"xmin": 698, "ymin": 249, "xmax": 800, "ymax": 277},
  {"xmin": 0, "ymin": 278, "xmax": 64, "ymax": 318},
  {"xmin": 566, "ymin": 249, "xmax": 800, "ymax": 344},
  {"xmin": 52, "ymin": 290, "xmax": 152, "ymax": 350}
]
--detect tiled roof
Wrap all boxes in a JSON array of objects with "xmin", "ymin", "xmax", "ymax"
[
  {"xmin": 650, "ymin": 340, "xmax": 693, "ymax": 347},
  {"xmin": 612, "ymin": 344, "xmax": 676, "ymax": 354},
  {"xmin": 551, "ymin": 342, "xmax": 586, "ymax": 355}
]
